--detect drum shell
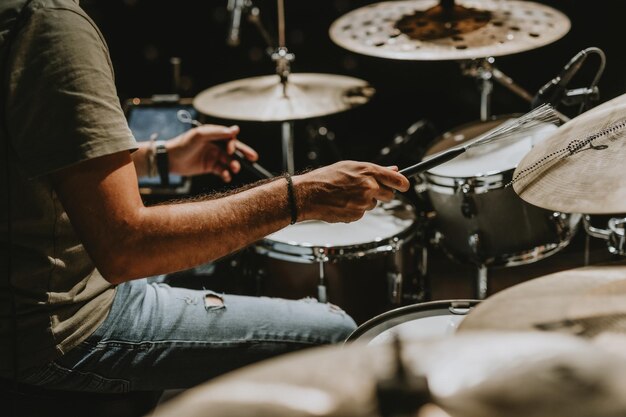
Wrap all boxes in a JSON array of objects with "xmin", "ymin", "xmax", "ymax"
[
  {"xmin": 426, "ymin": 172, "xmax": 569, "ymax": 264},
  {"xmin": 255, "ymin": 240, "xmax": 423, "ymax": 324},
  {"xmin": 423, "ymin": 117, "xmax": 579, "ymax": 266}
]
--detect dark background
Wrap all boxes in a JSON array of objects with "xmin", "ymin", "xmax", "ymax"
[
  {"xmin": 77, "ymin": 1, "xmax": 625, "ymax": 300},
  {"xmin": 80, "ymin": 0, "xmax": 626, "ymax": 186}
]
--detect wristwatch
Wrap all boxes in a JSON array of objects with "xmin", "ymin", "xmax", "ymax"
[{"xmin": 155, "ymin": 140, "xmax": 169, "ymax": 186}]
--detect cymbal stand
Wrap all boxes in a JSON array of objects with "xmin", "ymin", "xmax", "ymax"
[
  {"xmin": 273, "ymin": 0, "xmax": 297, "ymax": 173},
  {"xmin": 461, "ymin": 58, "xmax": 570, "ymax": 123},
  {"xmin": 239, "ymin": 0, "xmax": 297, "ymax": 173}
]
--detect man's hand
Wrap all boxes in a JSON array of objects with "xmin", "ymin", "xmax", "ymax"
[
  {"xmin": 166, "ymin": 124, "xmax": 258, "ymax": 182},
  {"xmin": 293, "ymin": 161, "xmax": 410, "ymax": 223}
]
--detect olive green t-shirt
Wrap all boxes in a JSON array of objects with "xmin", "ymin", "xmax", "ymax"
[{"xmin": 0, "ymin": 0, "xmax": 137, "ymax": 376}]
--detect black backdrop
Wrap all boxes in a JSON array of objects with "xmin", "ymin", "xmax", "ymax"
[{"xmin": 81, "ymin": 0, "xmax": 626, "ymax": 191}]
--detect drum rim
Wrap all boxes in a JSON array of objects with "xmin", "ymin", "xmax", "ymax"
[
  {"xmin": 255, "ymin": 225, "xmax": 417, "ymax": 263},
  {"xmin": 345, "ymin": 299, "xmax": 480, "ymax": 342},
  {"xmin": 254, "ymin": 198, "xmax": 419, "ymax": 263}
]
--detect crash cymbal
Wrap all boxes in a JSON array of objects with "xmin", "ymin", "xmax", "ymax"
[
  {"xmin": 512, "ymin": 94, "xmax": 626, "ymax": 214},
  {"xmin": 193, "ymin": 73, "xmax": 375, "ymax": 122},
  {"xmin": 150, "ymin": 332, "xmax": 626, "ymax": 417},
  {"xmin": 329, "ymin": 0, "xmax": 570, "ymax": 61},
  {"xmin": 458, "ymin": 264, "xmax": 626, "ymax": 336}
]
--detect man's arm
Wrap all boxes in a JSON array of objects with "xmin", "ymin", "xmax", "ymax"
[{"xmin": 52, "ymin": 151, "xmax": 409, "ymax": 284}]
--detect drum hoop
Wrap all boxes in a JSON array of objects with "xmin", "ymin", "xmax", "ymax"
[
  {"xmin": 255, "ymin": 226, "xmax": 417, "ymax": 264},
  {"xmin": 425, "ymin": 171, "xmax": 510, "ymax": 194},
  {"xmin": 345, "ymin": 299, "xmax": 480, "ymax": 342}
]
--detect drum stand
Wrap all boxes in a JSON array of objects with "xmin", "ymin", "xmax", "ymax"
[
  {"xmin": 583, "ymin": 215, "xmax": 626, "ymax": 257},
  {"xmin": 460, "ymin": 58, "xmax": 573, "ymax": 299}
]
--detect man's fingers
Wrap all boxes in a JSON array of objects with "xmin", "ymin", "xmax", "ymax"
[
  {"xmin": 234, "ymin": 140, "xmax": 259, "ymax": 161},
  {"xmin": 371, "ymin": 165, "xmax": 410, "ymax": 192},
  {"xmin": 372, "ymin": 184, "xmax": 395, "ymax": 202},
  {"xmin": 193, "ymin": 125, "xmax": 239, "ymax": 141}
]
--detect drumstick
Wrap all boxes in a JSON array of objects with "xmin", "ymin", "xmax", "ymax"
[
  {"xmin": 231, "ymin": 149, "xmax": 274, "ymax": 179},
  {"xmin": 400, "ymin": 104, "xmax": 559, "ymax": 178},
  {"xmin": 177, "ymin": 109, "xmax": 274, "ymax": 179}
]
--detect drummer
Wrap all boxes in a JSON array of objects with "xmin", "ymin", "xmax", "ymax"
[{"xmin": 0, "ymin": 0, "xmax": 409, "ymax": 394}]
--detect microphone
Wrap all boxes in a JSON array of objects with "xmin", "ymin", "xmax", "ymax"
[
  {"xmin": 227, "ymin": 0, "xmax": 245, "ymax": 47},
  {"xmin": 531, "ymin": 49, "xmax": 589, "ymax": 108}
]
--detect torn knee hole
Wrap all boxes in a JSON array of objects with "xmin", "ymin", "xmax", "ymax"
[{"xmin": 204, "ymin": 293, "xmax": 225, "ymax": 310}]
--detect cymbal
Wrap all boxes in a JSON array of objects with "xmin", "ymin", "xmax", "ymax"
[
  {"xmin": 458, "ymin": 264, "xmax": 626, "ymax": 337},
  {"xmin": 512, "ymin": 94, "xmax": 626, "ymax": 214},
  {"xmin": 193, "ymin": 73, "xmax": 375, "ymax": 122},
  {"xmin": 329, "ymin": 0, "xmax": 570, "ymax": 61},
  {"xmin": 150, "ymin": 332, "xmax": 626, "ymax": 417}
]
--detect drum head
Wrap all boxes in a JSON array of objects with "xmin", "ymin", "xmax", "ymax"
[
  {"xmin": 347, "ymin": 300, "xmax": 480, "ymax": 344},
  {"xmin": 425, "ymin": 116, "xmax": 557, "ymax": 178},
  {"xmin": 258, "ymin": 199, "xmax": 416, "ymax": 261}
]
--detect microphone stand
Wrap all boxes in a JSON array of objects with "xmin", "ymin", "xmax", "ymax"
[{"xmin": 461, "ymin": 57, "xmax": 571, "ymax": 123}]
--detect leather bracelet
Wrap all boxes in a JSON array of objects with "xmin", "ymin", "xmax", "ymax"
[{"xmin": 285, "ymin": 173, "xmax": 298, "ymax": 225}]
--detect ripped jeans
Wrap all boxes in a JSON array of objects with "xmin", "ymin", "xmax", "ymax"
[{"xmin": 20, "ymin": 279, "xmax": 357, "ymax": 392}]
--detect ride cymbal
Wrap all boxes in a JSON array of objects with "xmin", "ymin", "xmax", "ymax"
[
  {"xmin": 512, "ymin": 94, "xmax": 626, "ymax": 214},
  {"xmin": 329, "ymin": 0, "xmax": 570, "ymax": 61},
  {"xmin": 193, "ymin": 73, "xmax": 375, "ymax": 122}
]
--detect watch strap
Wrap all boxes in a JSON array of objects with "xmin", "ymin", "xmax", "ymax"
[{"xmin": 155, "ymin": 140, "xmax": 169, "ymax": 186}]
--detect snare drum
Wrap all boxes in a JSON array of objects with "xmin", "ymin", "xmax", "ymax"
[
  {"xmin": 422, "ymin": 116, "xmax": 580, "ymax": 266},
  {"xmin": 346, "ymin": 300, "xmax": 480, "ymax": 344},
  {"xmin": 253, "ymin": 198, "xmax": 425, "ymax": 324}
]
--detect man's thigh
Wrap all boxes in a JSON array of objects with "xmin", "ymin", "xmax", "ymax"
[{"xmin": 32, "ymin": 279, "xmax": 357, "ymax": 391}]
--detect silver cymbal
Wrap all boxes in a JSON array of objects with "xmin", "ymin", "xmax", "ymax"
[
  {"xmin": 459, "ymin": 264, "xmax": 626, "ymax": 336},
  {"xmin": 329, "ymin": 0, "xmax": 570, "ymax": 61},
  {"xmin": 150, "ymin": 332, "xmax": 626, "ymax": 417},
  {"xmin": 193, "ymin": 73, "xmax": 375, "ymax": 122},
  {"xmin": 512, "ymin": 94, "xmax": 626, "ymax": 214}
]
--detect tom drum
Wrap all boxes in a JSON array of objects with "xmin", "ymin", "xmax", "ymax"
[
  {"xmin": 253, "ymin": 198, "xmax": 425, "ymax": 324},
  {"xmin": 422, "ymin": 116, "xmax": 580, "ymax": 267}
]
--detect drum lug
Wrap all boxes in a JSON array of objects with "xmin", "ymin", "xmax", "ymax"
[
  {"xmin": 468, "ymin": 232, "xmax": 481, "ymax": 256},
  {"xmin": 457, "ymin": 181, "xmax": 477, "ymax": 219},
  {"xmin": 387, "ymin": 271, "xmax": 403, "ymax": 305},
  {"xmin": 390, "ymin": 237, "xmax": 401, "ymax": 252}
]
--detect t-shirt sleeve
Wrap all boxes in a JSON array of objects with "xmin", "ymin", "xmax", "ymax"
[{"xmin": 6, "ymin": 5, "xmax": 137, "ymax": 178}]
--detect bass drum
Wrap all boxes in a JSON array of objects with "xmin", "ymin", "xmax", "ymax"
[
  {"xmin": 346, "ymin": 299, "xmax": 480, "ymax": 344},
  {"xmin": 253, "ymin": 198, "xmax": 427, "ymax": 324},
  {"xmin": 422, "ymin": 116, "xmax": 580, "ymax": 267}
]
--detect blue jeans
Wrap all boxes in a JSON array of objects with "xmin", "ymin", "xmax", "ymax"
[{"xmin": 20, "ymin": 279, "xmax": 357, "ymax": 392}]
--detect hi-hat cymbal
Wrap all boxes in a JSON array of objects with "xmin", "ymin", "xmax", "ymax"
[
  {"xmin": 512, "ymin": 94, "xmax": 626, "ymax": 214},
  {"xmin": 458, "ymin": 264, "xmax": 626, "ymax": 337},
  {"xmin": 329, "ymin": 0, "xmax": 570, "ymax": 61},
  {"xmin": 150, "ymin": 332, "xmax": 626, "ymax": 417},
  {"xmin": 193, "ymin": 73, "xmax": 375, "ymax": 122}
]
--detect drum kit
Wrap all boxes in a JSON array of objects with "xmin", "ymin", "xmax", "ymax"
[{"xmin": 158, "ymin": 0, "xmax": 626, "ymax": 415}]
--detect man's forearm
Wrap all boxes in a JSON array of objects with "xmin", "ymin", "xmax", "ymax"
[{"xmin": 95, "ymin": 177, "xmax": 290, "ymax": 283}]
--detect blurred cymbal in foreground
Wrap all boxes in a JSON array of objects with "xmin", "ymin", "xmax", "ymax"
[
  {"xmin": 459, "ymin": 264, "xmax": 626, "ymax": 337},
  {"xmin": 151, "ymin": 331, "xmax": 626, "ymax": 417}
]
